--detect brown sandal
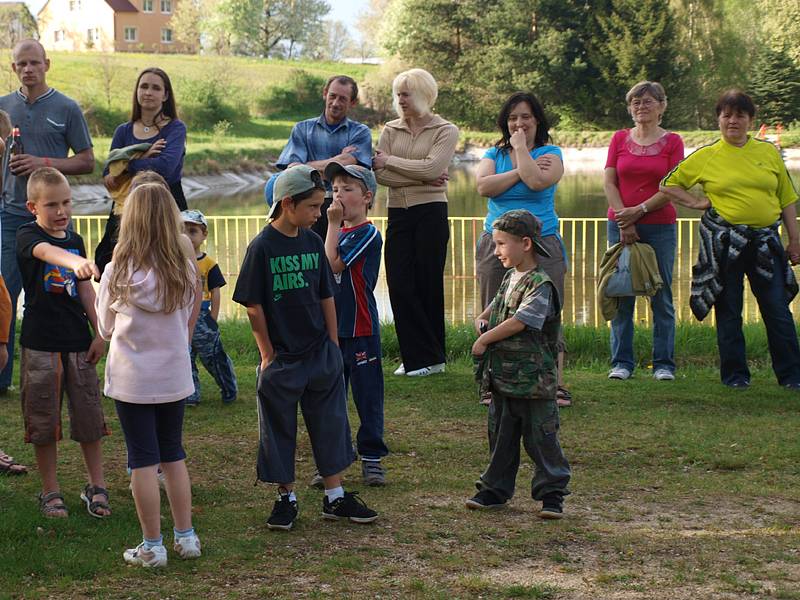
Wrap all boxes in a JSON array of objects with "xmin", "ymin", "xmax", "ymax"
[
  {"xmin": 39, "ymin": 491, "xmax": 69, "ymax": 518},
  {"xmin": 0, "ymin": 450, "xmax": 28, "ymax": 475},
  {"xmin": 80, "ymin": 484, "xmax": 111, "ymax": 518},
  {"xmin": 556, "ymin": 386, "xmax": 573, "ymax": 407}
]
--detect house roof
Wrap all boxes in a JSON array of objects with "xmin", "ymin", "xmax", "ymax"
[
  {"xmin": 38, "ymin": 0, "xmax": 138, "ymax": 17},
  {"xmin": 105, "ymin": 0, "xmax": 138, "ymax": 12}
]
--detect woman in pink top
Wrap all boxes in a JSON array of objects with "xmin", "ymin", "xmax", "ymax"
[
  {"xmin": 96, "ymin": 182, "xmax": 202, "ymax": 568},
  {"xmin": 603, "ymin": 81, "xmax": 684, "ymax": 381}
]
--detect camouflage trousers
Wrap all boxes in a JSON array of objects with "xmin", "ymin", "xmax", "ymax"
[
  {"xmin": 187, "ymin": 309, "xmax": 238, "ymax": 404},
  {"xmin": 477, "ymin": 392, "xmax": 571, "ymax": 502}
]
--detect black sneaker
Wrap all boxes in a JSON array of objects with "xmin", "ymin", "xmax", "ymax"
[
  {"xmin": 539, "ymin": 494, "xmax": 564, "ymax": 520},
  {"xmin": 465, "ymin": 489, "xmax": 507, "ymax": 510},
  {"xmin": 267, "ymin": 492, "xmax": 298, "ymax": 531},
  {"xmin": 322, "ymin": 491, "xmax": 378, "ymax": 523}
]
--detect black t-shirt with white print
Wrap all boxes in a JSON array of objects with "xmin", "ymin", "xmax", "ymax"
[
  {"xmin": 16, "ymin": 221, "xmax": 92, "ymax": 352},
  {"xmin": 233, "ymin": 224, "xmax": 335, "ymax": 361}
]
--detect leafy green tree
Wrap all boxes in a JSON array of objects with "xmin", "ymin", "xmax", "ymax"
[
  {"xmin": 302, "ymin": 20, "xmax": 356, "ymax": 61},
  {"xmin": 217, "ymin": 0, "xmax": 330, "ymax": 57},
  {"xmin": 589, "ymin": 0, "xmax": 681, "ymax": 126},
  {"xmin": 749, "ymin": 45, "xmax": 800, "ymax": 125},
  {"xmin": 383, "ymin": 0, "xmax": 598, "ymax": 129},
  {"xmin": 758, "ymin": 0, "xmax": 800, "ymax": 66},
  {"xmin": 472, "ymin": 0, "xmax": 597, "ymax": 128},
  {"xmin": 0, "ymin": 3, "xmax": 37, "ymax": 48},
  {"xmin": 668, "ymin": 0, "xmax": 754, "ymax": 128}
]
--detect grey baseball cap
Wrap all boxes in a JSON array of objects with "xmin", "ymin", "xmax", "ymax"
[
  {"xmin": 492, "ymin": 209, "xmax": 551, "ymax": 258},
  {"xmin": 324, "ymin": 162, "xmax": 378, "ymax": 198},
  {"xmin": 269, "ymin": 165, "xmax": 325, "ymax": 219}
]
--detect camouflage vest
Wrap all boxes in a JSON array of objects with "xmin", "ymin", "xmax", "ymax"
[{"xmin": 482, "ymin": 267, "xmax": 560, "ymax": 400}]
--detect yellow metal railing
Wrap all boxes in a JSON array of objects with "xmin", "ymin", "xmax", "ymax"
[{"xmin": 72, "ymin": 216, "xmax": 796, "ymax": 326}]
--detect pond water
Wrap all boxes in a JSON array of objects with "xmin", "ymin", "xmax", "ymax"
[{"xmin": 79, "ymin": 165, "xmax": 800, "ymax": 326}]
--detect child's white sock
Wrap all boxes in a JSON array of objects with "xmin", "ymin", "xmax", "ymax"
[
  {"xmin": 278, "ymin": 489, "xmax": 297, "ymax": 503},
  {"xmin": 324, "ymin": 486, "xmax": 344, "ymax": 502},
  {"xmin": 174, "ymin": 527, "xmax": 195, "ymax": 539},
  {"xmin": 143, "ymin": 535, "xmax": 163, "ymax": 550}
]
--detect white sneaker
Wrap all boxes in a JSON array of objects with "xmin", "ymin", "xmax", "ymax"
[
  {"xmin": 406, "ymin": 363, "xmax": 446, "ymax": 377},
  {"xmin": 608, "ymin": 366, "xmax": 632, "ymax": 380},
  {"xmin": 174, "ymin": 533, "xmax": 202, "ymax": 559},
  {"xmin": 393, "ymin": 364, "xmax": 406, "ymax": 376},
  {"xmin": 123, "ymin": 542, "xmax": 167, "ymax": 568},
  {"xmin": 653, "ymin": 369, "xmax": 675, "ymax": 381}
]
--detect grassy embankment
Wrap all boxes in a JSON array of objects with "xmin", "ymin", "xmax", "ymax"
[
  {"xmin": 5, "ymin": 51, "xmax": 796, "ymax": 185},
  {"xmin": 1, "ymin": 321, "xmax": 799, "ymax": 599}
]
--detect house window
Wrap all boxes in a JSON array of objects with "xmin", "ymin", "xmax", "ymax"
[
  {"xmin": 124, "ymin": 27, "xmax": 137, "ymax": 42},
  {"xmin": 86, "ymin": 28, "xmax": 99, "ymax": 43},
  {"xmin": 143, "ymin": 0, "xmax": 153, "ymax": 12},
  {"xmin": 54, "ymin": 30, "xmax": 65, "ymax": 42},
  {"xmin": 160, "ymin": 0, "xmax": 172, "ymax": 13},
  {"xmin": 69, "ymin": 0, "xmax": 81, "ymax": 10},
  {"xmin": 161, "ymin": 28, "xmax": 173, "ymax": 43}
]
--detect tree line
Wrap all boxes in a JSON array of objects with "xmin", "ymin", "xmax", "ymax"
[{"xmin": 170, "ymin": 0, "xmax": 799, "ymax": 131}]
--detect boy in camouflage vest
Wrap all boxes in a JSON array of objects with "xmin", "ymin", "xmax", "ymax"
[{"xmin": 467, "ymin": 209, "xmax": 571, "ymax": 518}]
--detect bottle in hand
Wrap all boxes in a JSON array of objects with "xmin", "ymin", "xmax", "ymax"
[{"xmin": 9, "ymin": 127, "xmax": 23, "ymax": 156}]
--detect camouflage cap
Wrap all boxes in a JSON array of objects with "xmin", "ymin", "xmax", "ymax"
[
  {"xmin": 492, "ymin": 209, "xmax": 551, "ymax": 258},
  {"xmin": 180, "ymin": 209, "xmax": 208, "ymax": 229}
]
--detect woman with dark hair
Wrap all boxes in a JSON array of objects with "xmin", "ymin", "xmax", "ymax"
[
  {"xmin": 96, "ymin": 67, "xmax": 187, "ymax": 273},
  {"xmin": 662, "ymin": 89, "xmax": 800, "ymax": 389},
  {"xmin": 474, "ymin": 92, "xmax": 570, "ymax": 404},
  {"xmin": 604, "ymin": 81, "xmax": 684, "ymax": 382}
]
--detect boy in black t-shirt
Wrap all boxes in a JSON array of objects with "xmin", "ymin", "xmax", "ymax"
[
  {"xmin": 233, "ymin": 165, "xmax": 378, "ymax": 531},
  {"xmin": 17, "ymin": 168, "xmax": 111, "ymax": 519}
]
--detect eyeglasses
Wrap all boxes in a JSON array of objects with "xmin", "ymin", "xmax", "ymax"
[{"xmin": 630, "ymin": 99, "xmax": 658, "ymax": 108}]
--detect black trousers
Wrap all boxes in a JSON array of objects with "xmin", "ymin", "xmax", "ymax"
[{"xmin": 385, "ymin": 202, "xmax": 449, "ymax": 371}]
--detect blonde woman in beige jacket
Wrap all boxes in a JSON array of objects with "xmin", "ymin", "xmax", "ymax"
[{"xmin": 373, "ymin": 68, "xmax": 459, "ymax": 377}]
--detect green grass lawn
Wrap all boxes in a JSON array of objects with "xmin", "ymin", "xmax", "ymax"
[{"xmin": 1, "ymin": 323, "xmax": 799, "ymax": 599}]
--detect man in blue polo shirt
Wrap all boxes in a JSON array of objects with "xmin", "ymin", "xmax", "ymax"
[
  {"xmin": 0, "ymin": 39, "xmax": 94, "ymax": 393},
  {"xmin": 264, "ymin": 75, "xmax": 372, "ymax": 238}
]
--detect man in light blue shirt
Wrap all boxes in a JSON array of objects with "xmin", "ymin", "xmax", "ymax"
[
  {"xmin": 265, "ymin": 75, "xmax": 372, "ymax": 237},
  {"xmin": 0, "ymin": 39, "xmax": 94, "ymax": 393}
]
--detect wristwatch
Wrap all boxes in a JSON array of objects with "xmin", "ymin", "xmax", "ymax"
[{"xmin": 640, "ymin": 203, "xmax": 648, "ymax": 214}]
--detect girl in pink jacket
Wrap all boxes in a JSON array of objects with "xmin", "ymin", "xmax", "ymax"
[{"xmin": 96, "ymin": 182, "xmax": 201, "ymax": 568}]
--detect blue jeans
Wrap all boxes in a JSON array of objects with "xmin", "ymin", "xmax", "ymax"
[
  {"xmin": 714, "ymin": 242, "xmax": 800, "ymax": 386},
  {"xmin": 0, "ymin": 211, "xmax": 36, "ymax": 389},
  {"xmin": 607, "ymin": 221, "xmax": 677, "ymax": 373},
  {"xmin": 340, "ymin": 335, "xmax": 388, "ymax": 460},
  {"xmin": 188, "ymin": 310, "xmax": 238, "ymax": 403}
]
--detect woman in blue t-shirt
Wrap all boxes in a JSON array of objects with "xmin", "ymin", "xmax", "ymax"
[
  {"xmin": 96, "ymin": 68, "xmax": 187, "ymax": 274},
  {"xmin": 475, "ymin": 91, "xmax": 571, "ymax": 405}
]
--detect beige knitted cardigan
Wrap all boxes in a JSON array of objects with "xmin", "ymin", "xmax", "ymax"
[{"xmin": 374, "ymin": 114, "xmax": 459, "ymax": 209}]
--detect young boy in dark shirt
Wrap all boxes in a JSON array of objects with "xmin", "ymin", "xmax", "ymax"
[
  {"xmin": 233, "ymin": 165, "xmax": 378, "ymax": 531},
  {"xmin": 323, "ymin": 162, "xmax": 388, "ymax": 486},
  {"xmin": 17, "ymin": 167, "xmax": 110, "ymax": 518},
  {"xmin": 467, "ymin": 209, "xmax": 571, "ymax": 518}
]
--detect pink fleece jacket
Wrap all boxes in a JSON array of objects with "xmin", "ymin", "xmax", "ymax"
[{"xmin": 96, "ymin": 261, "xmax": 194, "ymax": 404}]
